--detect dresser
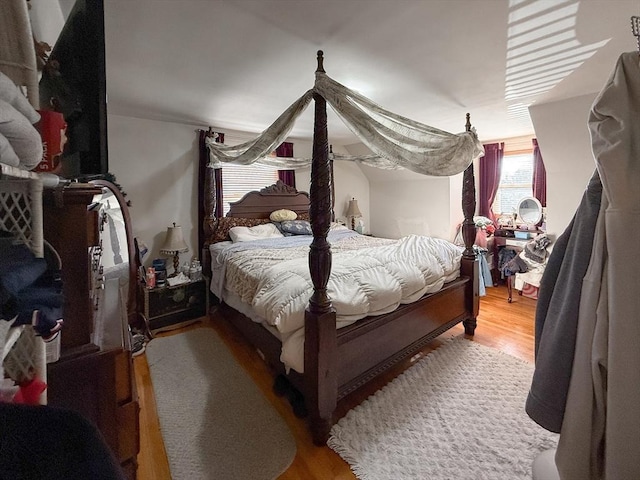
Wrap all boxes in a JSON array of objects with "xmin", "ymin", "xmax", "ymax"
[{"xmin": 43, "ymin": 183, "xmax": 139, "ymax": 479}]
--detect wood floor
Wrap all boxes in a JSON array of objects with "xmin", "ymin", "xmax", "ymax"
[{"xmin": 133, "ymin": 284, "xmax": 538, "ymax": 479}]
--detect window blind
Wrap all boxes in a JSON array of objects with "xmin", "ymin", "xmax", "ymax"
[
  {"xmin": 221, "ymin": 164, "xmax": 279, "ymax": 215},
  {"xmin": 503, "ymin": 135, "xmax": 534, "ymax": 155}
]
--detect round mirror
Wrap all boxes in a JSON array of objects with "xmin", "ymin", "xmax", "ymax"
[{"xmin": 516, "ymin": 197, "xmax": 543, "ymax": 225}]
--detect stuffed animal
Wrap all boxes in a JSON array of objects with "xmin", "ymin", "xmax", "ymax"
[{"xmin": 0, "ymin": 71, "xmax": 42, "ymax": 170}]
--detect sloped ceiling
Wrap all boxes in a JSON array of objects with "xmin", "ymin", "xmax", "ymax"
[{"xmin": 102, "ymin": 0, "xmax": 638, "ymax": 145}]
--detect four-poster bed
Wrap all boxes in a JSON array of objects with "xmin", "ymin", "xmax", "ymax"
[{"xmin": 198, "ymin": 51, "xmax": 481, "ymax": 445}]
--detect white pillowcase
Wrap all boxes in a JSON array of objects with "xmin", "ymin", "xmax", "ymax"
[
  {"xmin": 229, "ymin": 223, "xmax": 284, "ymax": 243},
  {"xmin": 330, "ymin": 222, "xmax": 350, "ymax": 232},
  {"xmin": 269, "ymin": 209, "xmax": 297, "ymax": 222}
]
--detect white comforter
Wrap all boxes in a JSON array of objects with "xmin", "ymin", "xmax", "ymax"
[{"xmin": 210, "ymin": 231, "xmax": 463, "ymax": 372}]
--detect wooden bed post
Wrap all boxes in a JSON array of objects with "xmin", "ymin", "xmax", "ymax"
[
  {"xmin": 304, "ymin": 50, "xmax": 338, "ymax": 446},
  {"xmin": 461, "ymin": 113, "xmax": 479, "ymax": 335}
]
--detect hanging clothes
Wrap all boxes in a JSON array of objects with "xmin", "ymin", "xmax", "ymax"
[
  {"xmin": 526, "ymin": 170, "xmax": 602, "ymax": 433},
  {"xmin": 553, "ymin": 51, "xmax": 640, "ymax": 479}
]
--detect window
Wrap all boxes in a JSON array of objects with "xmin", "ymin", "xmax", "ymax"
[
  {"xmin": 492, "ymin": 153, "xmax": 533, "ymax": 216},
  {"xmin": 221, "ymin": 163, "xmax": 279, "ymax": 215}
]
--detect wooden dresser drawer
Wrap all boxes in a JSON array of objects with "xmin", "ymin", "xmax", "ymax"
[
  {"xmin": 115, "ymin": 349, "xmax": 132, "ymax": 403},
  {"xmin": 117, "ymin": 400, "xmax": 140, "ymax": 463}
]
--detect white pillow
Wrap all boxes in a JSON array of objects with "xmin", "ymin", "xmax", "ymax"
[
  {"xmin": 330, "ymin": 222, "xmax": 350, "ymax": 232},
  {"xmin": 269, "ymin": 209, "xmax": 297, "ymax": 222},
  {"xmin": 229, "ymin": 223, "xmax": 284, "ymax": 243}
]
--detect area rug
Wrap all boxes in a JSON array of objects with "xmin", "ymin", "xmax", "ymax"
[
  {"xmin": 328, "ymin": 337, "xmax": 558, "ymax": 480},
  {"xmin": 146, "ymin": 328, "xmax": 296, "ymax": 480}
]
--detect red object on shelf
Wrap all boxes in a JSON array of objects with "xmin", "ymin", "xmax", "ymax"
[
  {"xmin": 13, "ymin": 375, "xmax": 47, "ymax": 405},
  {"xmin": 34, "ymin": 110, "xmax": 67, "ymax": 173}
]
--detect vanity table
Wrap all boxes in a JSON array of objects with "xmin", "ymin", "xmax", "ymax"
[{"xmin": 494, "ymin": 197, "xmax": 546, "ymax": 302}]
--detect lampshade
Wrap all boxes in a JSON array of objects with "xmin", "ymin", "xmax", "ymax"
[
  {"xmin": 345, "ymin": 198, "xmax": 362, "ymax": 218},
  {"xmin": 160, "ymin": 223, "xmax": 189, "ymax": 277},
  {"xmin": 160, "ymin": 223, "xmax": 189, "ymax": 254}
]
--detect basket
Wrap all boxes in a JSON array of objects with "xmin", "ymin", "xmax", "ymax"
[{"xmin": 1, "ymin": 164, "xmax": 48, "ymax": 404}]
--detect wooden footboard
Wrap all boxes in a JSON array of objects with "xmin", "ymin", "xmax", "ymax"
[
  {"xmin": 303, "ymin": 257, "xmax": 477, "ymax": 444},
  {"xmin": 336, "ymin": 275, "xmax": 474, "ymax": 398},
  {"xmin": 215, "ymin": 262, "xmax": 477, "ymax": 445}
]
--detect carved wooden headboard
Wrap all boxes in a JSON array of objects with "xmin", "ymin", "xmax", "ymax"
[
  {"xmin": 200, "ymin": 180, "xmax": 310, "ymax": 276},
  {"xmin": 226, "ymin": 180, "xmax": 310, "ymax": 219}
]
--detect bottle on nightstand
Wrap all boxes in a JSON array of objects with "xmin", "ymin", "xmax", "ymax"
[
  {"xmin": 189, "ymin": 260, "xmax": 202, "ymax": 282},
  {"xmin": 181, "ymin": 261, "xmax": 190, "ymax": 277},
  {"xmin": 146, "ymin": 267, "xmax": 156, "ymax": 289}
]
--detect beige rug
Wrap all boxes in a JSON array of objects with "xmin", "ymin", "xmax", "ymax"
[
  {"xmin": 328, "ymin": 337, "xmax": 558, "ymax": 480},
  {"xmin": 146, "ymin": 328, "xmax": 296, "ymax": 480}
]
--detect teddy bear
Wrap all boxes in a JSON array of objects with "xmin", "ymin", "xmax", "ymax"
[{"xmin": 0, "ymin": 71, "xmax": 42, "ymax": 170}]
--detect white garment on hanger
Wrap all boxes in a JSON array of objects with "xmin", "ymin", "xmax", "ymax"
[{"xmin": 556, "ymin": 51, "xmax": 640, "ymax": 479}]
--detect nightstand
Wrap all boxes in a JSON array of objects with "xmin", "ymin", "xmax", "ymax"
[{"xmin": 139, "ymin": 279, "xmax": 208, "ymax": 334}]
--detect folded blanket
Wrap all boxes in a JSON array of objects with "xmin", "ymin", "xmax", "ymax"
[
  {"xmin": 0, "ymin": 234, "xmax": 64, "ymax": 340},
  {"xmin": 0, "ymin": 0, "xmax": 39, "ymax": 108},
  {"xmin": 0, "ymin": 241, "xmax": 47, "ymax": 295},
  {"xmin": 0, "ymin": 71, "xmax": 42, "ymax": 169},
  {"xmin": 0, "ymin": 132, "xmax": 20, "ymax": 167},
  {"xmin": 0, "ymin": 98, "xmax": 43, "ymax": 170},
  {"xmin": 0, "ymin": 72, "xmax": 40, "ymax": 123},
  {"xmin": 524, "ymin": 233, "xmax": 551, "ymax": 264}
]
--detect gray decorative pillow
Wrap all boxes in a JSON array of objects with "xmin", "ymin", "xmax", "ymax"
[{"xmin": 280, "ymin": 220, "xmax": 312, "ymax": 235}]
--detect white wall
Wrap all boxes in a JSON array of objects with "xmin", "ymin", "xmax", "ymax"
[
  {"xmin": 107, "ymin": 114, "xmax": 371, "ymax": 264},
  {"xmin": 529, "ymin": 93, "xmax": 598, "ymax": 237},
  {"xmin": 448, "ymin": 171, "xmax": 464, "ymax": 240},
  {"xmin": 107, "ymin": 114, "xmax": 201, "ymax": 266},
  {"xmin": 368, "ymin": 175, "xmax": 453, "ymax": 240},
  {"xmin": 344, "ymin": 142, "xmax": 459, "ymax": 240},
  {"xmin": 296, "ymin": 158, "xmax": 370, "ymax": 231}
]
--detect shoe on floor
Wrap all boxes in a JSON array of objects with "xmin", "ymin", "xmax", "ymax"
[{"xmin": 131, "ymin": 333, "xmax": 146, "ymax": 357}]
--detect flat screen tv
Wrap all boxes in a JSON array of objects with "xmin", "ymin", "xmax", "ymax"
[{"xmin": 39, "ymin": 0, "xmax": 108, "ymax": 177}]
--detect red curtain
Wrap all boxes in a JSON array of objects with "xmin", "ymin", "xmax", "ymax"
[
  {"xmin": 479, "ymin": 142, "xmax": 504, "ymax": 221},
  {"xmin": 276, "ymin": 142, "xmax": 293, "ymax": 157},
  {"xmin": 532, "ymin": 138, "xmax": 546, "ymax": 207},
  {"xmin": 276, "ymin": 141, "xmax": 296, "ymax": 188}
]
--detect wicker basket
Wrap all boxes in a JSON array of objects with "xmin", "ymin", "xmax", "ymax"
[{"xmin": 1, "ymin": 164, "xmax": 48, "ymax": 404}]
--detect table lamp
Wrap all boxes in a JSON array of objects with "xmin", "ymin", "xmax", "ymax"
[
  {"xmin": 346, "ymin": 198, "xmax": 362, "ymax": 230},
  {"xmin": 160, "ymin": 223, "xmax": 189, "ymax": 277}
]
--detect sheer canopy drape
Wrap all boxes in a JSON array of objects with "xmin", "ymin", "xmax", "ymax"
[
  {"xmin": 199, "ymin": 130, "xmax": 223, "ymax": 218},
  {"xmin": 532, "ymin": 138, "xmax": 546, "ymax": 207},
  {"xmin": 479, "ymin": 142, "xmax": 504, "ymax": 221},
  {"xmin": 205, "ymin": 72, "xmax": 484, "ymax": 177}
]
